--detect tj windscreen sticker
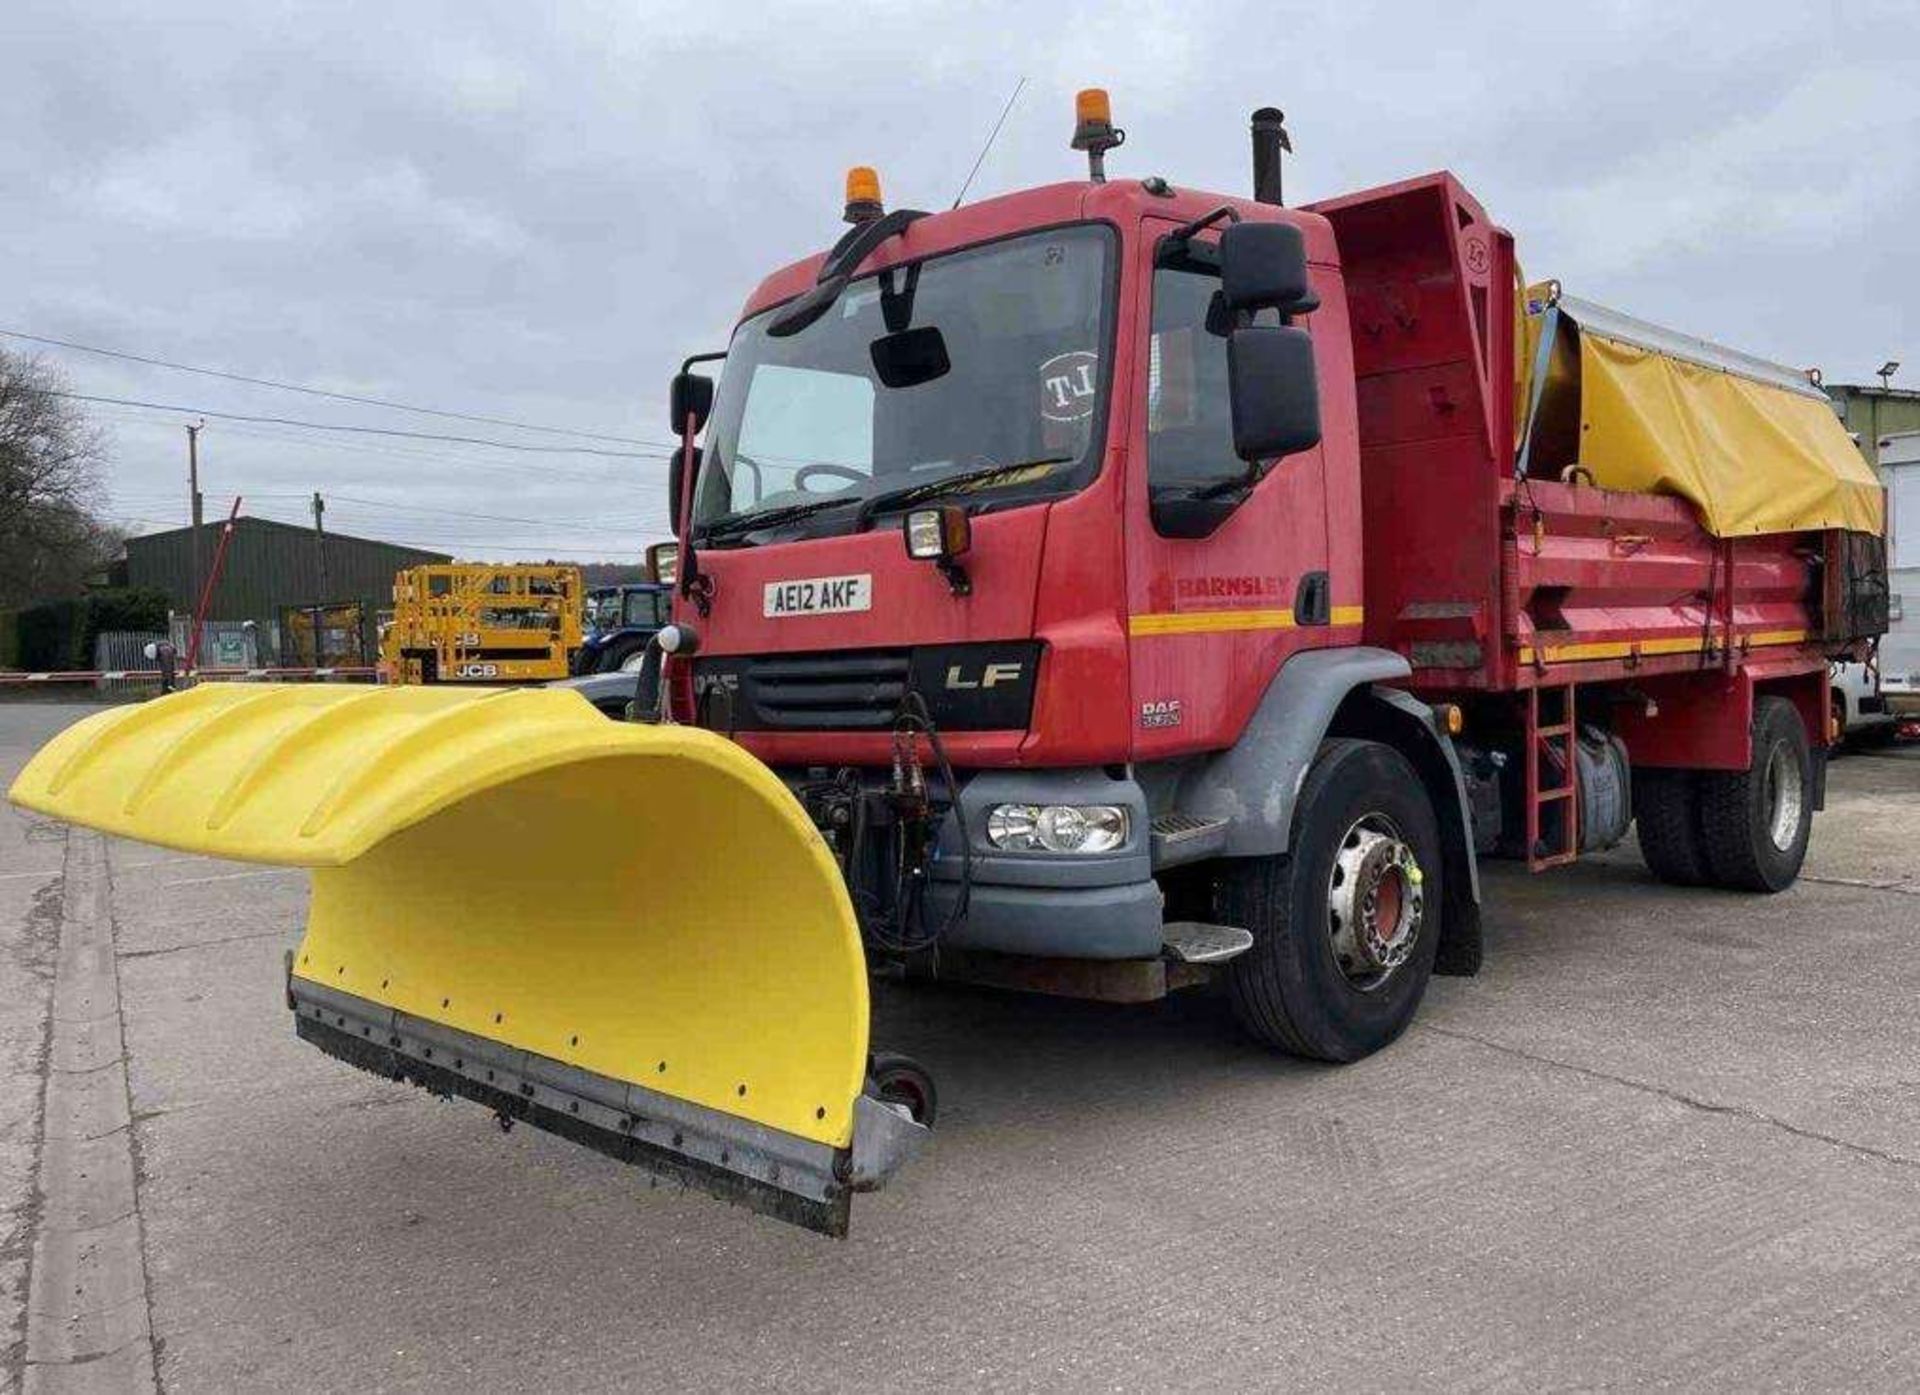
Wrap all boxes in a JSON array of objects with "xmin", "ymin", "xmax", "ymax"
[{"xmin": 1039, "ymin": 350, "xmax": 1099, "ymax": 422}]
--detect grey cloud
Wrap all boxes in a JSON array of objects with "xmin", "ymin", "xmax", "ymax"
[{"xmin": 5, "ymin": 0, "xmax": 1915, "ymax": 557}]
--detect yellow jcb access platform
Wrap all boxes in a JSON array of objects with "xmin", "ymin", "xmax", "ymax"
[
  {"xmin": 7, "ymin": 684, "xmax": 926, "ymax": 1234},
  {"xmin": 380, "ymin": 564, "xmax": 585, "ymax": 685}
]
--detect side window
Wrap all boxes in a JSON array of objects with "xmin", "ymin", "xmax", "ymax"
[
  {"xmin": 1146, "ymin": 265, "xmax": 1240, "ymax": 491},
  {"xmin": 623, "ymin": 590, "xmax": 670, "ymax": 628}
]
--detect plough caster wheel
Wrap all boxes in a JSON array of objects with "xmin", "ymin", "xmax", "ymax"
[{"xmin": 868, "ymin": 1051, "xmax": 937, "ymax": 1128}]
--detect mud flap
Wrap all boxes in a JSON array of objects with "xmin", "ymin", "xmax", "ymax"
[{"xmin": 9, "ymin": 684, "xmax": 922, "ymax": 1235}]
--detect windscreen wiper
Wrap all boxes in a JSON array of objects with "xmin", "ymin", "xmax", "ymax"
[
  {"xmin": 698, "ymin": 492, "xmax": 864, "ymax": 544},
  {"xmin": 852, "ymin": 455, "xmax": 1073, "ymax": 531},
  {"xmin": 701, "ymin": 455, "xmax": 1074, "ymax": 544}
]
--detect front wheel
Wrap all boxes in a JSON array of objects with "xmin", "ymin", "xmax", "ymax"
[{"xmin": 1220, "ymin": 739, "xmax": 1443, "ymax": 1062}]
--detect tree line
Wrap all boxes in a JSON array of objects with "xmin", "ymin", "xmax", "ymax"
[{"xmin": 0, "ymin": 346, "xmax": 121, "ymax": 611}]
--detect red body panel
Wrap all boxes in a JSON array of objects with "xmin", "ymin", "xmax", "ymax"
[{"xmin": 676, "ymin": 171, "xmax": 1835, "ymax": 780}]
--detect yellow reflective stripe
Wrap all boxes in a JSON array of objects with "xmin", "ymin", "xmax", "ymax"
[
  {"xmin": 1128, "ymin": 605, "xmax": 1364, "ymax": 637},
  {"xmin": 1517, "ymin": 627, "xmax": 1810, "ymax": 665}
]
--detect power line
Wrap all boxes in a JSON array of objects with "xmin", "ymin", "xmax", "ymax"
[
  {"xmin": 51, "ymin": 390, "xmax": 674, "ymax": 459},
  {"xmin": 1, "ymin": 325, "xmax": 675, "ymax": 449},
  {"xmin": 126, "ymin": 503, "xmax": 660, "ymax": 552},
  {"xmin": 107, "ymin": 488, "xmax": 661, "ymax": 534},
  {"xmin": 325, "ymin": 493, "xmax": 660, "ymax": 532},
  {"xmin": 86, "ymin": 406, "xmax": 644, "ymax": 483}
]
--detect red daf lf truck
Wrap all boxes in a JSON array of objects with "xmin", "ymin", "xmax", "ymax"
[
  {"xmin": 650, "ymin": 91, "xmax": 1886, "ymax": 1065},
  {"xmin": 12, "ymin": 91, "xmax": 1886, "ymax": 1238}
]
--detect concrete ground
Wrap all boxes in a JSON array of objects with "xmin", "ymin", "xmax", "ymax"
[{"xmin": 3, "ymin": 701, "xmax": 1918, "ymax": 1392}]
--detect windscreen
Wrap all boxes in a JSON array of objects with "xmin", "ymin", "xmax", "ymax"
[{"xmin": 693, "ymin": 225, "xmax": 1113, "ymax": 535}]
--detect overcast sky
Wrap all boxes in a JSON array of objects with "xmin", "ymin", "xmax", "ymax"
[{"xmin": 6, "ymin": 0, "xmax": 1916, "ymax": 561}]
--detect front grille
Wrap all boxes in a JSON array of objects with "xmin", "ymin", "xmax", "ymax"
[
  {"xmin": 694, "ymin": 642, "xmax": 1040, "ymax": 733},
  {"xmin": 696, "ymin": 649, "xmax": 912, "ymax": 730}
]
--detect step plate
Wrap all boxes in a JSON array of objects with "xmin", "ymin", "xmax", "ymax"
[{"xmin": 1162, "ymin": 922, "xmax": 1254, "ymax": 964}]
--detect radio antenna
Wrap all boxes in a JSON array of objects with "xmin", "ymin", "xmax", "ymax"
[{"xmin": 950, "ymin": 77, "xmax": 1027, "ymax": 209}]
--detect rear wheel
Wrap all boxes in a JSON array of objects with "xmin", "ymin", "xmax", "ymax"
[
  {"xmin": 1633, "ymin": 769, "xmax": 1710, "ymax": 887},
  {"xmin": 1698, "ymin": 696, "xmax": 1812, "ymax": 892},
  {"xmin": 1220, "ymin": 739, "xmax": 1442, "ymax": 1063}
]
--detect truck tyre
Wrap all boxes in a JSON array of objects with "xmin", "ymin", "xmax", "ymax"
[
  {"xmin": 595, "ymin": 635, "xmax": 651, "ymax": 674},
  {"xmin": 1220, "ymin": 739, "xmax": 1442, "ymax": 1063},
  {"xmin": 1633, "ymin": 769, "xmax": 1709, "ymax": 887},
  {"xmin": 1697, "ymin": 696, "xmax": 1812, "ymax": 893}
]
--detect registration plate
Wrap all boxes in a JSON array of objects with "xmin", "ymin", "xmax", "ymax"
[{"xmin": 763, "ymin": 574, "xmax": 873, "ymax": 617}]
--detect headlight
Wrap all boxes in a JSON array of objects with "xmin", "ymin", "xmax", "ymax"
[{"xmin": 986, "ymin": 803, "xmax": 1129, "ymax": 854}]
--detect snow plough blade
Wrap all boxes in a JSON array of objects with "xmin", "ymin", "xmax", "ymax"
[{"xmin": 8, "ymin": 683, "xmax": 922, "ymax": 1236}]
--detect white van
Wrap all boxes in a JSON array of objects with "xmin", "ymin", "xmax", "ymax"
[{"xmin": 1881, "ymin": 431, "xmax": 1920, "ymax": 695}]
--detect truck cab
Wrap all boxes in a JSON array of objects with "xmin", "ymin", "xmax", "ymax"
[{"xmin": 662, "ymin": 141, "xmax": 1481, "ymax": 1058}]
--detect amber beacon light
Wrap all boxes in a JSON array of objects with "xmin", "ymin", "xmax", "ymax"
[
  {"xmin": 1070, "ymin": 88, "xmax": 1124, "ymax": 182},
  {"xmin": 843, "ymin": 165, "xmax": 884, "ymax": 224}
]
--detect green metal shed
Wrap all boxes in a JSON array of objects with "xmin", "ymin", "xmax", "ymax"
[{"xmin": 122, "ymin": 516, "xmax": 450, "ymax": 664}]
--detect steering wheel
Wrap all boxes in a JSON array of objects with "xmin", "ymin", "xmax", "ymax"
[{"xmin": 793, "ymin": 462, "xmax": 868, "ymax": 493}]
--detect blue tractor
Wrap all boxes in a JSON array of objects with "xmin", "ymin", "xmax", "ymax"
[{"xmin": 573, "ymin": 582, "xmax": 673, "ymax": 674}]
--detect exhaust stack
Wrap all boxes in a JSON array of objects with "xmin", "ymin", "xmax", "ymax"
[{"xmin": 1251, "ymin": 107, "xmax": 1291, "ymax": 206}]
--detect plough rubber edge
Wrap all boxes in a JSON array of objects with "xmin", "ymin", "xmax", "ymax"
[{"xmin": 294, "ymin": 1013, "xmax": 852, "ymax": 1238}]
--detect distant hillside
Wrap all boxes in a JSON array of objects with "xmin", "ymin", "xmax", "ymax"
[{"xmin": 579, "ymin": 561, "xmax": 654, "ymax": 587}]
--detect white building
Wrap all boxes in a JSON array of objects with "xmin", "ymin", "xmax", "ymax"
[{"xmin": 1881, "ymin": 430, "xmax": 1920, "ymax": 692}]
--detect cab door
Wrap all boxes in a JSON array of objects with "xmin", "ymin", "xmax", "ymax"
[{"xmin": 1122, "ymin": 215, "xmax": 1339, "ymax": 759}]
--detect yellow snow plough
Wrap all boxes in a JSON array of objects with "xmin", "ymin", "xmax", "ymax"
[{"xmin": 8, "ymin": 683, "xmax": 927, "ymax": 1234}]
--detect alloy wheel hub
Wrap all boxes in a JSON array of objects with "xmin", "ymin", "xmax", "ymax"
[{"xmin": 1328, "ymin": 823, "xmax": 1425, "ymax": 984}]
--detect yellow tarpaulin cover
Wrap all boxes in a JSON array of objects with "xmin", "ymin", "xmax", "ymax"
[
  {"xmin": 1577, "ymin": 334, "xmax": 1883, "ymax": 536},
  {"xmin": 1519, "ymin": 287, "xmax": 1884, "ymax": 538}
]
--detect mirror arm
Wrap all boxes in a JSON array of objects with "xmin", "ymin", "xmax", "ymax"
[
  {"xmin": 772, "ymin": 209, "xmax": 932, "ymax": 338},
  {"xmin": 819, "ymin": 208, "xmax": 928, "ymax": 283},
  {"xmin": 671, "ymin": 351, "xmax": 725, "ymax": 620},
  {"xmin": 1157, "ymin": 205, "xmax": 1242, "ymax": 266}
]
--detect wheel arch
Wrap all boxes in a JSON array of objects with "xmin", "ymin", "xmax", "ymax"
[{"xmin": 1177, "ymin": 647, "xmax": 1413, "ymax": 860}]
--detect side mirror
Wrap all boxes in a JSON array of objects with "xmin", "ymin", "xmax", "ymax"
[
  {"xmin": 1228, "ymin": 325, "xmax": 1321, "ymax": 463},
  {"xmin": 669, "ymin": 372, "xmax": 714, "ymax": 436},
  {"xmin": 1219, "ymin": 222, "xmax": 1314, "ymax": 315},
  {"xmin": 668, "ymin": 445, "xmax": 701, "ymax": 535},
  {"xmin": 647, "ymin": 541, "xmax": 679, "ymax": 586}
]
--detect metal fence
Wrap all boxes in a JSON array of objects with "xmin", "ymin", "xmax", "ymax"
[
  {"xmin": 88, "ymin": 631, "xmax": 172, "ymax": 697},
  {"xmin": 3, "ymin": 627, "xmax": 374, "ymax": 689},
  {"xmin": 166, "ymin": 618, "xmax": 265, "ymax": 669}
]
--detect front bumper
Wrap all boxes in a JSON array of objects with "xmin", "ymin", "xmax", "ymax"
[
  {"xmin": 924, "ymin": 878, "xmax": 1165, "ymax": 958},
  {"xmin": 790, "ymin": 765, "xmax": 1167, "ymax": 961}
]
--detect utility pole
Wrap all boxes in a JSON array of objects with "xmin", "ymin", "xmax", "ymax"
[
  {"xmin": 311, "ymin": 491, "xmax": 329, "ymax": 667},
  {"xmin": 186, "ymin": 422, "xmax": 205, "ymax": 647}
]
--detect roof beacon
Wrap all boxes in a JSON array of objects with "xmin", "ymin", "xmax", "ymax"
[{"xmin": 1071, "ymin": 88, "xmax": 1124, "ymax": 183}]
